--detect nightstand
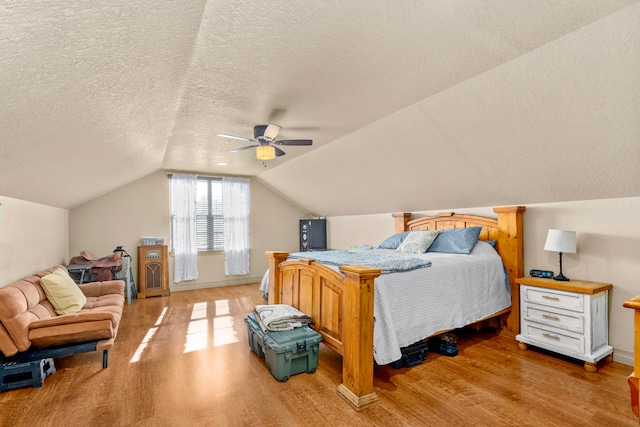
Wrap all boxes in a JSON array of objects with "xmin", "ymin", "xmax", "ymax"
[{"xmin": 515, "ymin": 276, "xmax": 613, "ymax": 372}]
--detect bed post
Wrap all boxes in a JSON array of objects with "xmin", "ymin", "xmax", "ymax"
[
  {"xmin": 493, "ymin": 206, "xmax": 526, "ymax": 336},
  {"xmin": 392, "ymin": 212, "xmax": 411, "ymax": 233},
  {"xmin": 266, "ymin": 251, "xmax": 288, "ymax": 305},
  {"xmin": 337, "ymin": 265, "xmax": 381, "ymax": 411}
]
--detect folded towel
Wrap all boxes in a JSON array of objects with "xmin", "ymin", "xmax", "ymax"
[{"xmin": 254, "ymin": 304, "xmax": 312, "ymax": 332}]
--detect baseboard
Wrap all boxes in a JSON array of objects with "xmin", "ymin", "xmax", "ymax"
[
  {"xmin": 169, "ymin": 276, "xmax": 263, "ymax": 292},
  {"xmin": 613, "ymin": 347, "xmax": 634, "ymax": 367}
]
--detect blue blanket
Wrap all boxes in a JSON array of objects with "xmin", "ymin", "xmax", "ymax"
[{"xmin": 287, "ymin": 250, "xmax": 431, "ymax": 274}]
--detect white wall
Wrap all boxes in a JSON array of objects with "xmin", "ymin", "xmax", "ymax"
[
  {"xmin": 327, "ymin": 197, "xmax": 640, "ymax": 366},
  {"xmin": 0, "ymin": 195, "xmax": 68, "ymax": 285},
  {"xmin": 69, "ymin": 171, "xmax": 170, "ymax": 282},
  {"xmin": 69, "ymin": 171, "xmax": 309, "ymax": 291}
]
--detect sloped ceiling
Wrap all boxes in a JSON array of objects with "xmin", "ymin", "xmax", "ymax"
[{"xmin": 1, "ymin": 1, "xmax": 639, "ymax": 215}]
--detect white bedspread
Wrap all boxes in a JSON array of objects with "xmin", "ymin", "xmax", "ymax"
[
  {"xmin": 372, "ymin": 241, "xmax": 510, "ymax": 364},
  {"xmin": 261, "ymin": 241, "xmax": 511, "ymax": 365}
]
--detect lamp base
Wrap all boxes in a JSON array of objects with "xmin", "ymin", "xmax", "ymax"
[{"xmin": 553, "ymin": 273, "xmax": 570, "ymax": 282}]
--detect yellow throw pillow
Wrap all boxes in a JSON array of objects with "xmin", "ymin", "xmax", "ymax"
[{"xmin": 40, "ymin": 268, "xmax": 87, "ymax": 315}]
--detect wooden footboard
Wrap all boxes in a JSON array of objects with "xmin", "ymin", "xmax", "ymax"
[
  {"xmin": 267, "ymin": 252, "xmax": 381, "ymax": 410},
  {"xmin": 267, "ymin": 205, "xmax": 524, "ymax": 410}
]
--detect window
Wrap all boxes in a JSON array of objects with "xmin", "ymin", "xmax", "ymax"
[
  {"xmin": 195, "ymin": 177, "xmax": 224, "ymax": 251},
  {"xmin": 171, "ymin": 176, "xmax": 223, "ymax": 251}
]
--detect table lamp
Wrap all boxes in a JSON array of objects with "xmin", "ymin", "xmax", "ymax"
[{"xmin": 544, "ymin": 229, "xmax": 577, "ymax": 281}]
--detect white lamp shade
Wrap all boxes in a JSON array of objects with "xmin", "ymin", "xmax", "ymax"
[{"xmin": 544, "ymin": 229, "xmax": 577, "ymax": 254}]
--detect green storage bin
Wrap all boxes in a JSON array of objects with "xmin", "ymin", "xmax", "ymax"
[
  {"xmin": 244, "ymin": 313, "xmax": 266, "ymax": 357},
  {"xmin": 263, "ymin": 325, "xmax": 322, "ymax": 382}
]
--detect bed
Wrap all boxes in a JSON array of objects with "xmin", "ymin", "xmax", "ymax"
[{"xmin": 266, "ymin": 206, "xmax": 525, "ymax": 410}]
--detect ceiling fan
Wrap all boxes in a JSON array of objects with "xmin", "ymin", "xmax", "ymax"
[{"xmin": 218, "ymin": 124, "xmax": 313, "ymax": 160}]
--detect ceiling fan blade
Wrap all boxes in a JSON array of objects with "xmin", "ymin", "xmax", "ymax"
[
  {"xmin": 230, "ymin": 144, "xmax": 259, "ymax": 153},
  {"xmin": 218, "ymin": 133, "xmax": 255, "ymax": 143},
  {"xmin": 274, "ymin": 146, "xmax": 286, "ymax": 157},
  {"xmin": 274, "ymin": 139, "xmax": 313, "ymax": 146},
  {"xmin": 263, "ymin": 124, "xmax": 281, "ymax": 140}
]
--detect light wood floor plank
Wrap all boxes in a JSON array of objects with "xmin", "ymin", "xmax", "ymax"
[{"xmin": 0, "ymin": 283, "xmax": 636, "ymax": 426}]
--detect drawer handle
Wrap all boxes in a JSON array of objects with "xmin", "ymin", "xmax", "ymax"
[
  {"xmin": 542, "ymin": 332, "xmax": 560, "ymax": 341},
  {"xmin": 542, "ymin": 314, "xmax": 560, "ymax": 321},
  {"xmin": 542, "ymin": 295, "xmax": 560, "ymax": 301}
]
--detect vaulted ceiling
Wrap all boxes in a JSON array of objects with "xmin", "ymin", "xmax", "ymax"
[{"xmin": 1, "ymin": 1, "xmax": 639, "ymax": 215}]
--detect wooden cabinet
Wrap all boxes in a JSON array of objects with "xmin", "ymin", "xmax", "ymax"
[
  {"xmin": 515, "ymin": 276, "xmax": 612, "ymax": 372},
  {"xmin": 137, "ymin": 246, "xmax": 169, "ymax": 298},
  {"xmin": 623, "ymin": 295, "xmax": 640, "ymax": 418}
]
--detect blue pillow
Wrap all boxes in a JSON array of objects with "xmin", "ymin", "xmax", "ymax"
[
  {"xmin": 427, "ymin": 227, "xmax": 483, "ymax": 254},
  {"xmin": 377, "ymin": 232, "xmax": 410, "ymax": 249}
]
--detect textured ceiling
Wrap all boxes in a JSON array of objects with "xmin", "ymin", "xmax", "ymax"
[{"xmin": 1, "ymin": 1, "xmax": 639, "ymax": 215}]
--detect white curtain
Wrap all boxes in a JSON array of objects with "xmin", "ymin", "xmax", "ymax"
[
  {"xmin": 170, "ymin": 173, "xmax": 199, "ymax": 283},
  {"xmin": 222, "ymin": 177, "xmax": 250, "ymax": 275}
]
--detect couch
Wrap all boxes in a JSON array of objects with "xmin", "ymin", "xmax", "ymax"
[{"xmin": 0, "ymin": 265, "xmax": 124, "ymax": 368}]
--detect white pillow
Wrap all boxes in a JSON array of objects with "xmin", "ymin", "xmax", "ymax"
[{"xmin": 396, "ymin": 230, "xmax": 440, "ymax": 254}]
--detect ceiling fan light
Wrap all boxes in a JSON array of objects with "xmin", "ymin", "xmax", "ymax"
[{"xmin": 256, "ymin": 145, "xmax": 276, "ymax": 160}]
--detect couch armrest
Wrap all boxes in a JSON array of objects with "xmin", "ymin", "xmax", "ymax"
[
  {"xmin": 0, "ymin": 320, "xmax": 19, "ymax": 357},
  {"xmin": 78, "ymin": 280, "xmax": 125, "ymax": 298},
  {"xmin": 29, "ymin": 311, "xmax": 117, "ymax": 330}
]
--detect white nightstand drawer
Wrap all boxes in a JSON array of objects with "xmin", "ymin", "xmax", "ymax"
[
  {"xmin": 522, "ymin": 285, "xmax": 584, "ymax": 312},
  {"xmin": 522, "ymin": 305, "xmax": 583, "ymax": 333},
  {"xmin": 521, "ymin": 321, "xmax": 584, "ymax": 354}
]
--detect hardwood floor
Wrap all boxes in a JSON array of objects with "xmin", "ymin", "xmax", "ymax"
[{"xmin": 0, "ymin": 283, "xmax": 636, "ymax": 426}]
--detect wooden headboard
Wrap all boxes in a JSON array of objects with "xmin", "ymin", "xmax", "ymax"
[
  {"xmin": 394, "ymin": 211, "xmax": 499, "ymax": 239},
  {"xmin": 393, "ymin": 206, "xmax": 526, "ymax": 336}
]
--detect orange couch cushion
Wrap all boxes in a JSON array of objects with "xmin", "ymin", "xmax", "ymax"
[{"xmin": 0, "ymin": 267, "xmax": 59, "ymax": 354}]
